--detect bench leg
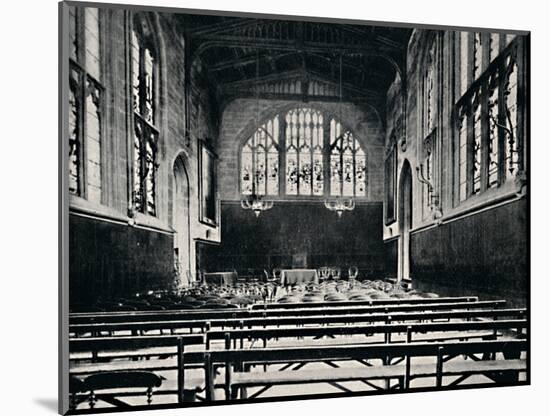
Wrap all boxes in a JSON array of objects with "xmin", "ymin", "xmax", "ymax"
[
  {"xmin": 183, "ymin": 389, "xmax": 198, "ymax": 402},
  {"xmin": 231, "ymin": 386, "xmax": 239, "ymax": 400}
]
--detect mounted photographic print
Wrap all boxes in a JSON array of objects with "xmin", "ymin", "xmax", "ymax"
[{"xmin": 59, "ymin": 1, "xmax": 530, "ymax": 414}]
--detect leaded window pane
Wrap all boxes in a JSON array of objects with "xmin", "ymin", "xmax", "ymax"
[
  {"xmin": 460, "ymin": 32, "xmax": 469, "ymax": 97},
  {"xmin": 490, "ymin": 33, "xmax": 500, "ymax": 63},
  {"xmin": 133, "ymin": 120, "xmax": 144, "ymax": 211},
  {"xmin": 426, "ymin": 41, "xmax": 436, "ymax": 133},
  {"xmin": 131, "ymin": 30, "xmax": 141, "ymax": 114},
  {"xmin": 69, "ymin": 6, "xmax": 78, "ymax": 61},
  {"xmin": 473, "ymin": 32, "xmax": 483, "ymax": 80},
  {"xmin": 241, "ymin": 147, "xmax": 253, "ymax": 195},
  {"xmin": 84, "ymin": 8, "xmax": 101, "ymax": 81},
  {"xmin": 144, "ymin": 48, "xmax": 155, "ymax": 124},
  {"xmin": 286, "ymin": 149, "xmax": 298, "ymax": 195},
  {"xmin": 145, "ymin": 131, "xmax": 157, "ymax": 215},
  {"xmin": 68, "ymin": 6, "xmax": 103, "ymax": 202},
  {"xmin": 329, "ymin": 122, "xmax": 366, "ymax": 197},
  {"xmin": 505, "ymin": 57, "xmax": 519, "ymax": 178},
  {"xmin": 355, "ymin": 148, "xmax": 366, "ymax": 197},
  {"xmin": 240, "ymin": 109, "xmax": 366, "ymax": 198},
  {"xmin": 132, "ymin": 18, "xmax": 159, "ymax": 216},
  {"xmin": 69, "ymin": 66, "xmax": 81, "ymax": 195},
  {"xmin": 458, "ymin": 110, "xmax": 468, "ymax": 201},
  {"xmin": 241, "ymin": 115, "xmax": 280, "ymax": 196},
  {"xmin": 473, "ymin": 97, "xmax": 482, "ymax": 194},
  {"xmin": 488, "ymin": 73, "xmax": 500, "ymax": 187},
  {"xmin": 330, "ymin": 153, "xmax": 341, "ymax": 196}
]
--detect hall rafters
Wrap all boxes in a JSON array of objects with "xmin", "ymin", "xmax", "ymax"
[{"xmin": 177, "ymin": 15, "xmax": 411, "ymax": 116}]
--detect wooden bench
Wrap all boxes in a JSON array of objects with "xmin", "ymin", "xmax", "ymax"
[
  {"xmin": 69, "ymin": 334, "xmax": 206, "ymax": 407},
  {"xmin": 205, "ymin": 319, "xmax": 527, "ymax": 349},
  {"xmin": 69, "ymin": 299, "xmax": 510, "ymax": 338},
  {"xmin": 69, "ymin": 308, "xmax": 526, "ymax": 339},
  {"xmin": 250, "ymin": 296, "xmax": 479, "ymax": 310},
  {"xmin": 68, "ymin": 297, "xmax": 492, "ymax": 325},
  {"xmin": 229, "ymin": 359, "xmax": 526, "ymax": 396},
  {"xmin": 68, "ymin": 319, "xmax": 528, "ymax": 407},
  {"xmin": 194, "ymin": 339, "xmax": 527, "ymax": 400}
]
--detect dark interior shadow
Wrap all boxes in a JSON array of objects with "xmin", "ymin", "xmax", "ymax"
[{"xmin": 34, "ymin": 398, "xmax": 58, "ymax": 414}]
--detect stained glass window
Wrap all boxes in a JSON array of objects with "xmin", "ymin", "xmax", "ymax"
[
  {"xmin": 68, "ymin": 65, "xmax": 82, "ymax": 195},
  {"xmin": 490, "ymin": 33, "xmax": 500, "ymax": 63},
  {"xmin": 472, "ymin": 93, "xmax": 482, "ymax": 195},
  {"xmin": 504, "ymin": 56, "xmax": 519, "ymax": 179},
  {"xmin": 329, "ymin": 119, "xmax": 366, "ymax": 197},
  {"xmin": 420, "ymin": 38, "xmax": 437, "ymax": 213},
  {"xmin": 67, "ymin": 6, "xmax": 103, "ymax": 203},
  {"xmin": 132, "ymin": 16, "xmax": 159, "ymax": 216},
  {"xmin": 285, "ymin": 108, "xmax": 324, "ymax": 196},
  {"xmin": 473, "ymin": 32, "xmax": 483, "ymax": 80},
  {"xmin": 425, "ymin": 41, "xmax": 436, "ymax": 134},
  {"xmin": 240, "ymin": 108, "xmax": 367, "ymax": 198},
  {"xmin": 459, "ymin": 32, "xmax": 469, "ymax": 97},
  {"xmin": 488, "ymin": 73, "xmax": 500, "ymax": 187},
  {"xmin": 458, "ymin": 108, "xmax": 468, "ymax": 202},
  {"xmin": 241, "ymin": 115, "xmax": 280, "ymax": 195},
  {"xmin": 455, "ymin": 34, "xmax": 523, "ymax": 204}
]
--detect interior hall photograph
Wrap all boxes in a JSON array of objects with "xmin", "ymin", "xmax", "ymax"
[{"xmin": 58, "ymin": 0, "xmax": 530, "ymax": 414}]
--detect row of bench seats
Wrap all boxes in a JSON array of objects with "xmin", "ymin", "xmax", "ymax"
[{"xmin": 67, "ymin": 297, "xmax": 528, "ymax": 411}]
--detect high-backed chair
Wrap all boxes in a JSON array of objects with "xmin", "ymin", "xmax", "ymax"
[
  {"xmin": 348, "ymin": 266, "xmax": 359, "ymax": 286},
  {"xmin": 272, "ymin": 268, "xmax": 282, "ymax": 283},
  {"xmin": 318, "ymin": 267, "xmax": 330, "ymax": 282}
]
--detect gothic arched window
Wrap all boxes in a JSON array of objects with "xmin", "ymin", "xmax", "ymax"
[
  {"xmin": 68, "ymin": 6, "xmax": 104, "ymax": 203},
  {"xmin": 241, "ymin": 115, "xmax": 280, "ymax": 196},
  {"xmin": 131, "ymin": 14, "xmax": 159, "ymax": 216},
  {"xmin": 240, "ymin": 107, "xmax": 367, "ymax": 198},
  {"xmin": 329, "ymin": 119, "xmax": 366, "ymax": 197}
]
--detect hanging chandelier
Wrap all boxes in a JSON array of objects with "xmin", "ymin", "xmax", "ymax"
[
  {"xmin": 241, "ymin": 193, "xmax": 274, "ymax": 217},
  {"xmin": 325, "ymin": 53, "xmax": 355, "ymax": 217},
  {"xmin": 324, "ymin": 198, "xmax": 355, "ymax": 218},
  {"xmin": 240, "ymin": 49, "xmax": 274, "ymax": 218}
]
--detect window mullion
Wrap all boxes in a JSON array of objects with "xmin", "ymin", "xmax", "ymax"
[
  {"xmin": 480, "ymin": 79, "xmax": 489, "ymax": 192},
  {"xmin": 466, "ymin": 102, "xmax": 474, "ymax": 197},
  {"xmin": 323, "ymin": 117, "xmax": 330, "ymax": 196},
  {"xmin": 339, "ymin": 132, "xmax": 344, "ymax": 196},
  {"xmin": 352, "ymin": 137, "xmax": 357, "ymax": 196},
  {"xmin": 309, "ymin": 116, "xmax": 314, "ymax": 195},
  {"xmin": 280, "ymin": 117, "xmax": 286, "ymax": 196},
  {"xmin": 78, "ymin": 66, "xmax": 86, "ymax": 198},
  {"xmin": 264, "ymin": 130, "xmax": 268, "ymax": 195},
  {"xmin": 497, "ymin": 60, "xmax": 507, "ymax": 187}
]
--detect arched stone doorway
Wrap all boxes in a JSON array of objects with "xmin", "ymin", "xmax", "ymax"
[
  {"xmin": 173, "ymin": 155, "xmax": 191, "ymax": 287},
  {"xmin": 398, "ymin": 160, "xmax": 413, "ymax": 281}
]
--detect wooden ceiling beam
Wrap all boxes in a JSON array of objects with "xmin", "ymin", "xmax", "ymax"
[
  {"xmin": 208, "ymin": 51, "xmax": 295, "ymax": 72},
  {"xmin": 220, "ymin": 91, "xmax": 385, "ymax": 112},
  {"xmin": 192, "ymin": 39, "xmax": 405, "ymax": 78},
  {"xmin": 186, "ymin": 18, "xmax": 252, "ymax": 36},
  {"xmin": 220, "ymin": 70, "xmax": 384, "ymax": 101}
]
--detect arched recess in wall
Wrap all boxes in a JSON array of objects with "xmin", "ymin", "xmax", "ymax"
[
  {"xmin": 398, "ymin": 159, "xmax": 413, "ymax": 281},
  {"xmin": 172, "ymin": 154, "xmax": 191, "ymax": 286}
]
